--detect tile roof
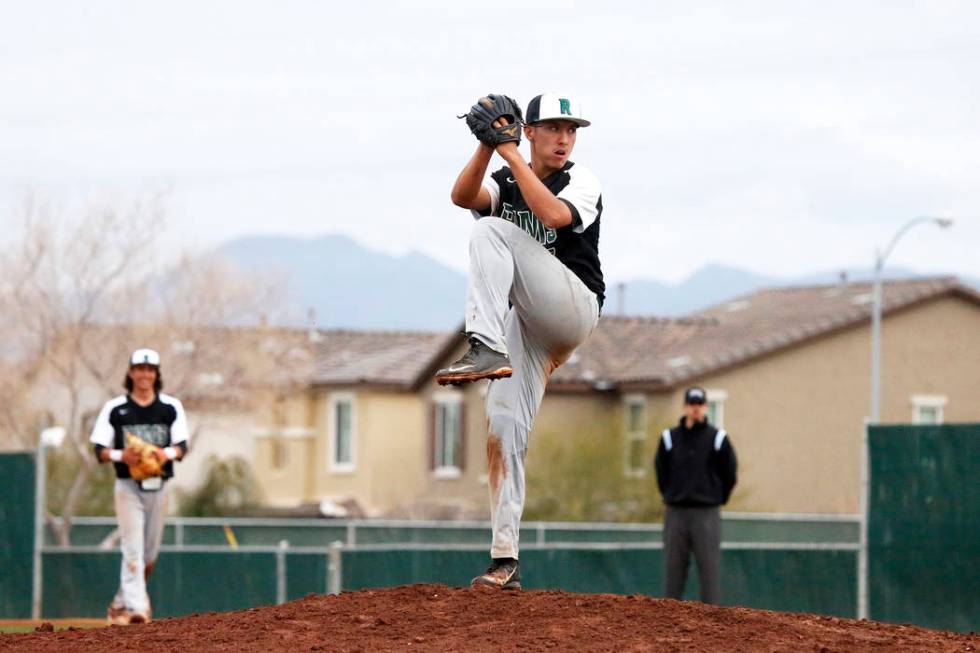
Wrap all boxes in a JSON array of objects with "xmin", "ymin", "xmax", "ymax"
[
  {"xmin": 312, "ymin": 329, "xmax": 457, "ymax": 388},
  {"xmin": 552, "ymin": 277, "xmax": 979, "ymax": 389},
  {"xmin": 309, "ymin": 277, "xmax": 979, "ymax": 392}
]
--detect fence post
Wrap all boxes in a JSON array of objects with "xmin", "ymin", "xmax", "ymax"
[
  {"xmin": 346, "ymin": 521, "xmax": 356, "ymax": 547},
  {"xmin": 857, "ymin": 422, "xmax": 869, "ymax": 619},
  {"xmin": 175, "ymin": 521, "xmax": 185, "ymax": 548},
  {"xmin": 276, "ymin": 540, "xmax": 289, "ymax": 605},
  {"xmin": 31, "ymin": 442, "xmax": 48, "ymax": 620},
  {"xmin": 327, "ymin": 541, "xmax": 343, "ymax": 595}
]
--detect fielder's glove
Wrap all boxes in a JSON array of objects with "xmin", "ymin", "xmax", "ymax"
[
  {"xmin": 125, "ymin": 432, "xmax": 164, "ymax": 481},
  {"xmin": 460, "ymin": 94, "xmax": 524, "ymax": 147}
]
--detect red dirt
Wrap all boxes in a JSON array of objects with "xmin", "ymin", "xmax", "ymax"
[{"xmin": 1, "ymin": 584, "xmax": 976, "ymax": 652}]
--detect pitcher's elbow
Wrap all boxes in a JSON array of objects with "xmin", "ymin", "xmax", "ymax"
[{"xmin": 451, "ymin": 190, "xmax": 470, "ymax": 208}]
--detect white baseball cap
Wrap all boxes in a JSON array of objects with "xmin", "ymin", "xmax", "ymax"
[
  {"xmin": 525, "ymin": 93, "xmax": 590, "ymax": 127},
  {"xmin": 130, "ymin": 348, "xmax": 161, "ymax": 367}
]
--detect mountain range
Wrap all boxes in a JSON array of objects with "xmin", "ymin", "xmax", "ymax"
[{"xmin": 214, "ymin": 234, "xmax": 979, "ymax": 330}]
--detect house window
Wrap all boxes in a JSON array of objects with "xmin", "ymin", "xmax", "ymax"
[
  {"xmin": 624, "ymin": 394, "xmax": 647, "ymax": 477},
  {"xmin": 911, "ymin": 395, "xmax": 946, "ymax": 425},
  {"xmin": 706, "ymin": 389, "xmax": 727, "ymax": 428},
  {"xmin": 329, "ymin": 394, "xmax": 355, "ymax": 472},
  {"xmin": 433, "ymin": 393, "xmax": 463, "ymax": 477}
]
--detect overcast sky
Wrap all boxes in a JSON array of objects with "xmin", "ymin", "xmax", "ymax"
[{"xmin": 2, "ymin": 1, "xmax": 978, "ymax": 283}]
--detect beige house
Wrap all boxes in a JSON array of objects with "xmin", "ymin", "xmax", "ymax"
[
  {"xmin": 254, "ymin": 330, "xmax": 491, "ymax": 517},
  {"xmin": 253, "ymin": 277, "xmax": 980, "ymax": 517}
]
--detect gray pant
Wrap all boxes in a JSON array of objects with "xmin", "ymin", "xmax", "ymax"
[
  {"xmin": 110, "ymin": 479, "xmax": 169, "ymax": 614},
  {"xmin": 663, "ymin": 505, "xmax": 722, "ymax": 604},
  {"xmin": 467, "ymin": 217, "xmax": 600, "ymax": 559}
]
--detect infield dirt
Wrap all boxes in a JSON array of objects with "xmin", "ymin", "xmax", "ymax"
[{"xmin": 1, "ymin": 583, "xmax": 975, "ymax": 652}]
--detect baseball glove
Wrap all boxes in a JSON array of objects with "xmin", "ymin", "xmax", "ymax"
[
  {"xmin": 125, "ymin": 432, "xmax": 164, "ymax": 481},
  {"xmin": 460, "ymin": 94, "xmax": 524, "ymax": 146}
]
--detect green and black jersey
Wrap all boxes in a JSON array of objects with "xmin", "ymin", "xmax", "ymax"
[{"xmin": 475, "ymin": 161, "xmax": 605, "ymax": 307}]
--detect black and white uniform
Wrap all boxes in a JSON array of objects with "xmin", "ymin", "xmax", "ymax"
[
  {"xmin": 468, "ymin": 160, "xmax": 603, "ymax": 560},
  {"xmin": 475, "ymin": 161, "xmax": 604, "ymax": 307},
  {"xmin": 90, "ymin": 393, "xmax": 189, "ymax": 616},
  {"xmin": 654, "ymin": 417, "xmax": 737, "ymax": 604}
]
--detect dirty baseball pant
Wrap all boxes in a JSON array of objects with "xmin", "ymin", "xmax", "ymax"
[
  {"xmin": 110, "ymin": 479, "xmax": 168, "ymax": 614},
  {"xmin": 466, "ymin": 216, "xmax": 600, "ymax": 560},
  {"xmin": 663, "ymin": 505, "xmax": 722, "ymax": 604}
]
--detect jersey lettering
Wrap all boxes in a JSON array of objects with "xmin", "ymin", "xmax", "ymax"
[
  {"xmin": 487, "ymin": 162, "xmax": 605, "ymax": 305},
  {"xmin": 125, "ymin": 423, "xmax": 170, "ymax": 447},
  {"xmin": 500, "ymin": 202, "xmax": 557, "ymax": 246}
]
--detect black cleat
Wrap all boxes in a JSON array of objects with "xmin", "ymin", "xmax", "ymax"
[
  {"xmin": 471, "ymin": 558, "xmax": 521, "ymax": 590},
  {"xmin": 127, "ymin": 612, "xmax": 149, "ymax": 624},
  {"xmin": 436, "ymin": 337, "xmax": 512, "ymax": 386}
]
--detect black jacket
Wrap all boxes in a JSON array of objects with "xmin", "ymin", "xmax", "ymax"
[{"xmin": 654, "ymin": 416, "xmax": 737, "ymax": 507}]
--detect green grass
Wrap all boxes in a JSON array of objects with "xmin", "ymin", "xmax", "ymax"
[
  {"xmin": 0, "ymin": 625, "xmax": 36, "ymax": 634},
  {"xmin": 0, "ymin": 622, "xmax": 104, "ymax": 634}
]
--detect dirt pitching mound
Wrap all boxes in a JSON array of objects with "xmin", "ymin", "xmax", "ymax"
[{"xmin": 1, "ymin": 584, "xmax": 976, "ymax": 652}]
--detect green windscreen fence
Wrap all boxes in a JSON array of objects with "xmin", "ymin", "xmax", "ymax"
[
  {"xmin": 869, "ymin": 423, "xmax": 980, "ymax": 632},
  {"xmin": 0, "ymin": 452, "xmax": 35, "ymax": 618},
  {"xmin": 42, "ymin": 551, "xmax": 280, "ymax": 618},
  {"xmin": 339, "ymin": 548, "xmax": 856, "ymax": 616},
  {"xmin": 35, "ymin": 546, "xmax": 856, "ymax": 619}
]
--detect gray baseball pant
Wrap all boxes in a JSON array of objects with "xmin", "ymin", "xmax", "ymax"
[
  {"xmin": 110, "ymin": 479, "xmax": 168, "ymax": 614},
  {"xmin": 466, "ymin": 216, "xmax": 600, "ymax": 560},
  {"xmin": 663, "ymin": 505, "xmax": 722, "ymax": 604}
]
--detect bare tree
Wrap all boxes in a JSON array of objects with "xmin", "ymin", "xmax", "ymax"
[
  {"xmin": 0, "ymin": 192, "xmax": 300, "ymax": 544},
  {"xmin": 0, "ymin": 193, "xmax": 163, "ymax": 541}
]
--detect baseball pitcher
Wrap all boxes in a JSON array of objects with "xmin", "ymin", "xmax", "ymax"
[{"xmin": 439, "ymin": 93, "xmax": 604, "ymax": 589}]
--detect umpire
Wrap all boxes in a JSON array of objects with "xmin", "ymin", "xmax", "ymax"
[{"xmin": 654, "ymin": 386, "xmax": 737, "ymax": 604}]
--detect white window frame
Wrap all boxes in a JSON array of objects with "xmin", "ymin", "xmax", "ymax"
[
  {"xmin": 910, "ymin": 394, "xmax": 947, "ymax": 425},
  {"xmin": 433, "ymin": 391, "xmax": 463, "ymax": 479},
  {"xmin": 328, "ymin": 392, "xmax": 356, "ymax": 473},
  {"xmin": 706, "ymin": 389, "xmax": 727, "ymax": 428},
  {"xmin": 623, "ymin": 393, "xmax": 647, "ymax": 478}
]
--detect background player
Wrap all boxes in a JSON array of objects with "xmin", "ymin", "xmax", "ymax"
[
  {"xmin": 438, "ymin": 93, "xmax": 604, "ymax": 589},
  {"xmin": 90, "ymin": 348, "xmax": 189, "ymax": 624}
]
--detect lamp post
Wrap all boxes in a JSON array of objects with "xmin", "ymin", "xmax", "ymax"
[
  {"xmin": 859, "ymin": 216, "xmax": 953, "ymax": 620},
  {"xmin": 869, "ymin": 216, "xmax": 953, "ymax": 424}
]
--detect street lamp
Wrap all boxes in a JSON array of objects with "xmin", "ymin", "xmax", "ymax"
[{"xmin": 869, "ymin": 216, "xmax": 954, "ymax": 423}]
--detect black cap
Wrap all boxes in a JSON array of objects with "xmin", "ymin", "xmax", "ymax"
[{"xmin": 684, "ymin": 387, "xmax": 707, "ymax": 405}]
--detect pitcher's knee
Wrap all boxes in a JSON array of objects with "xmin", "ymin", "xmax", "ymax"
[{"xmin": 471, "ymin": 216, "xmax": 511, "ymax": 243}]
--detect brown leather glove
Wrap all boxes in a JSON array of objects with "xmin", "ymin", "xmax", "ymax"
[{"xmin": 125, "ymin": 432, "xmax": 164, "ymax": 481}]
